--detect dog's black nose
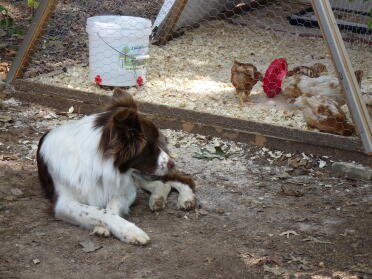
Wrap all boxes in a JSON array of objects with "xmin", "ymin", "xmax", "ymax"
[{"xmin": 167, "ymin": 160, "xmax": 175, "ymax": 170}]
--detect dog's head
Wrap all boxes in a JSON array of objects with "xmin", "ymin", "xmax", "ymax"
[{"xmin": 94, "ymin": 89, "xmax": 174, "ymax": 176}]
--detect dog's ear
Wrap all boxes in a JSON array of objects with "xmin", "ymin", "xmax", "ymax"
[
  {"xmin": 111, "ymin": 88, "xmax": 137, "ymax": 110},
  {"xmin": 113, "ymin": 87, "xmax": 125, "ymax": 98},
  {"xmin": 113, "ymin": 109, "xmax": 141, "ymax": 133},
  {"xmin": 111, "ymin": 109, "xmax": 147, "ymax": 169}
]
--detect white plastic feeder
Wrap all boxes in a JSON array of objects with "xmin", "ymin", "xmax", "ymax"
[{"xmin": 86, "ymin": 16, "xmax": 152, "ymax": 87}]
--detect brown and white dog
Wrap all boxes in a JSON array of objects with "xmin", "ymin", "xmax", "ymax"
[{"xmin": 37, "ymin": 89, "xmax": 196, "ymax": 244}]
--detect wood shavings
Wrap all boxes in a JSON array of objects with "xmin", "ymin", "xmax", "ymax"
[{"xmin": 28, "ymin": 10, "xmax": 372, "ymax": 133}]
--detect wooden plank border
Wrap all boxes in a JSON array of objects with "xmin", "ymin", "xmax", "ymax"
[{"xmin": 11, "ymin": 80, "xmax": 371, "ymax": 165}]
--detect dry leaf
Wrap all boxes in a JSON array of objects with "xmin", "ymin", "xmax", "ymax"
[
  {"xmin": 256, "ymin": 256, "xmax": 282, "ymax": 266},
  {"xmin": 206, "ymin": 257, "xmax": 215, "ymax": 263},
  {"xmin": 68, "ymin": 106, "xmax": 74, "ymax": 114},
  {"xmin": 197, "ymin": 209, "xmax": 208, "ymax": 216},
  {"xmin": 263, "ymin": 265, "xmax": 285, "ymax": 276},
  {"xmin": 351, "ymin": 265, "xmax": 372, "ymax": 275},
  {"xmin": 0, "ymin": 30, "xmax": 6, "ymax": 38},
  {"xmin": 0, "ymin": 63, "xmax": 9, "ymax": 79},
  {"xmin": 10, "ymin": 188, "xmax": 23, "ymax": 196},
  {"xmin": 5, "ymin": 49, "xmax": 17, "ymax": 57},
  {"xmin": 319, "ymin": 160, "xmax": 327, "ymax": 168},
  {"xmin": 276, "ymin": 172, "xmax": 290, "ymax": 179},
  {"xmin": 79, "ymin": 240, "xmax": 102, "ymax": 253},
  {"xmin": 287, "ymin": 254, "xmax": 309, "ymax": 266},
  {"xmin": 0, "ymin": 115, "xmax": 12, "ymax": 123},
  {"xmin": 1, "ymin": 154, "xmax": 18, "ymax": 161},
  {"xmin": 279, "ymin": 185, "xmax": 304, "ymax": 197},
  {"xmin": 288, "ymin": 158, "xmax": 306, "ymax": 168},
  {"xmin": 302, "ymin": 236, "xmax": 332, "ymax": 244},
  {"xmin": 3, "ymin": 196, "xmax": 16, "ymax": 201},
  {"xmin": 279, "ymin": 230, "xmax": 299, "ymax": 239}
]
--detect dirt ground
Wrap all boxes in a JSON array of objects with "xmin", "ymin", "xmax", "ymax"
[{"xmin": 0, "ymin": 96, "xmax": 371, "ymax": 279}]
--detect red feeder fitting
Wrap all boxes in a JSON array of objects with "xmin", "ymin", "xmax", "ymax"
[
  {"xmin": 136, "ymin": 76, "xmax": 144, "ymax": 86},
  {"xmin": 95, "ymin": 75, "xmax": 102, "ymax": 85},
  {"xmin": 262, "ymin": 58, "xmax": 288, "ymax": 98}
]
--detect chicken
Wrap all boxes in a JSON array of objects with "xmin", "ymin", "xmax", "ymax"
[
  {"xmin": 231, "ymin": 60, "xmax": 263, "ymax": 104},
  {"xmin": 287, "ymin": 63, "xmax": 327, "ymax": 78},
  {"xmin": 295, "ymin": 95, "xmax": 354, "ymax": 136},
  {"xmin": 282, "ymin": 74, "xmax": 344, "ymax": 104},
  {"xmin": 282, "ymin": 70, "xmax": 363, "ymax": 106},
  {"xmin": 354, "ymin": 70, "xmax": 363, "ymax": 88},
  {"xmin": 282, "ymin": 69, "xmax": 363, "ymax": 136}
]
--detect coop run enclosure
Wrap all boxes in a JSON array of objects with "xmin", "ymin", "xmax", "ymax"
[{"xmin": 2, "ymin": 0, "xmax": 372, "ymax": 162}]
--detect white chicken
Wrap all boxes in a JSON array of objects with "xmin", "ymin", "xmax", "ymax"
[
  {"xmin": 282, "ymin": 70, "xmax": 363, "ymax": 106},
  {"xmin": 282, "ymin": 75, "xmax": 344, "ymax": 105},
  {"xmin": 281, "ymin": 70, "xmax": 363, "ymax": 136}
]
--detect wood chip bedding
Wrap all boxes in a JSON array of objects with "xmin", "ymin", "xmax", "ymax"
[{"xmin": 28, "ymin": 8, "xmax": 372, "ymax": 133}]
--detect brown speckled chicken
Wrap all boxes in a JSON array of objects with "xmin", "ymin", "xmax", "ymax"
[
  {"xmin": 231, "ymin": 60, "xmax": 263, "ymax": 104},
  {"xmin": 296, "ymin": 95, "xmax": 354, "ymax": 136},
  {"xmin": 287, "ymin": 63, "xmax": 327, "ymax": 78},
  {"xmin": 354, "ymin": 70, "xmax": 363, "ymax": 88}
]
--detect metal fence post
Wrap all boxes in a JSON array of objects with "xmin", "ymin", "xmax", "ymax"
[{"xmin": 311, "ymin": 0, "xmax": 372, "ymax": 154}]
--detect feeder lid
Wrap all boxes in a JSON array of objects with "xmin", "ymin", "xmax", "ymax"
[
  {"xmin": 86, "ymin": 16, "xmax": 152, "ymax": 37},
  {"xmin": 263, "ymin": 58, "xmax": 288, "ymax": 98}
]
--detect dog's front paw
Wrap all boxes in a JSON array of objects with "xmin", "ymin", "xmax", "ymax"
[
  {"xmin": 166, "ymin": 181, "xmax": 196, "ymax": 211},
  {"xmin": 91, "ymin": 225, "xmax": 110, "ymax": 237},
  {"xmin": 125, "ymin": 225, "xmax": 150, "ymax": 245},
  {"xmin": 177, "ymin": 191, "xmax": 196, "ymax": 211},
  {"xmin": 115, "ymin": 223, "xmax": 150, "ymax": 245},
  {"xmin": 148, "ymin": 182, "xmax": 171, "ymax": 212},
  {"xmin": 149, "ymin": 195, "xmax": 167, "ymax": 211}
]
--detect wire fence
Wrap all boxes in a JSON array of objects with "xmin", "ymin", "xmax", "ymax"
[
  {"xmin": 0, "ymin": 0, "xmax": 34, "ymax": 80},
  {"xmin": 2, "ymin": 0, "xmax": 372, "ymax": 140}
]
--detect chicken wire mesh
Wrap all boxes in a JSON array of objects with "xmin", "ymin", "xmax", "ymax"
[
  {"xmin": 0, "ymin": 0, "xmax": 34, "ymax": 80},
  {"xmin": 328, "ymin": 0, "xmax": 372, "ymax": 124},
  {"xmin": 4, "ymin": 0, "xmax": 372, "ymax": 139}
]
